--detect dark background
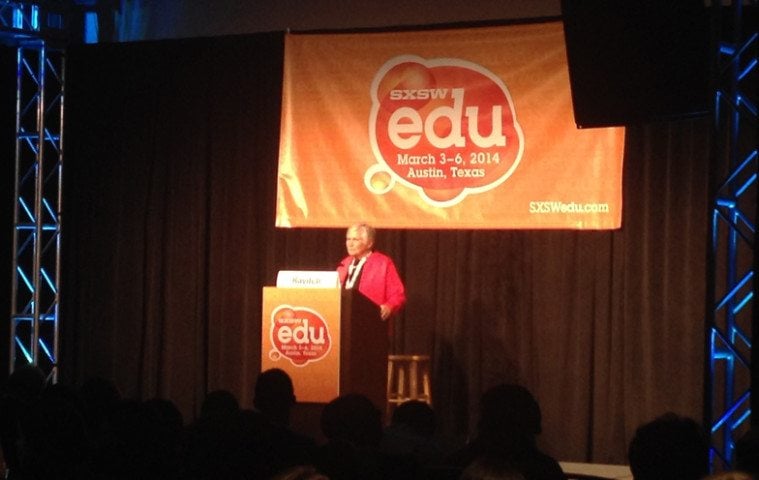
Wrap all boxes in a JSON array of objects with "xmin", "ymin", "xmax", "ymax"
[
  {"xmin": 2, "ymin": 0, "xmax": 745, "ymax": 465},
  {"xmin": 55, "ymin": 25, "xmax": 712, "ymax": 463}
]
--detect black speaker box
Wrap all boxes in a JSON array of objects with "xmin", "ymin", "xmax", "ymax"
[{"xmin": 561, "ymin": 0, "xmax": 711, "ymax": 128}]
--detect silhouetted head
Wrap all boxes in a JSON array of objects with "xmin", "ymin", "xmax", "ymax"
[
  {"xmin": 143, "ymin": 397, "xmax": 184, "ymax": 432},
  {"xmin": 628, "ymin": 413, "xmax": 709, "ymax": 480},
  {"xmin": 79, "ymin": 376, "xmax": 121, "ymax": 409},
  {"xmin": 3, "ymin": 363, "xmax": 46, "ymax": 400},
  {"xmin": 254, "ymin": 368, "xmax": 296, "ymax": 426},
  {"xmin": 478, "ymin": 384, "xmax": 542, "ymax": 439},
  {"xmin": 200, "ymin": 389, "xmax": 239, "ymax": 420},
  {"xmin": 321, "ymin": 393, "xmax": 382, "ymax": 447},
  {"xmin": 17, "ymin": 382, "xmax": 90, "ymax": 478},
  {"xmin": 460, "ymin": 453, "xmax": 526, "ymax": 480},
  {"xmin": 391, "ymin": 400, "xmax": 436, "ymax": 438}
]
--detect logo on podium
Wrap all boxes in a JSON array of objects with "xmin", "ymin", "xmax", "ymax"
[{"xmin": 268, "ymin": 305, "xmax": 332, "ymax": 366}]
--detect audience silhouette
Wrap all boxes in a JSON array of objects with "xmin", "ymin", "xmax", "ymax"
[
  {"xmin": 444, "ymin": 383, "xmax": 564, "ymax": 480},
  {"xmin": 315, "ymin": 393, "xmax": 386, "ymax": 480},
  {"xmin": 252, "ymin": 369, "xmax": 318, "ymax": 472},
  {"xmin": 1, "ymin": 372, "xmax": 575, "ymax": 480},
  {"xmin": 254, "ymin": 368, "xmax": 298, "ymax": 427},
  {"xmin": 78, "ymin": 376, "xmax": 121, "ymax": 440},
  {"xmin": 380, "ymin": 399, "xmax": 443, "ymax": 467},
  {"xmin": 198, "ymin": 388, "xmax": 239, "ymax": 420},
  {"xmin": 627, "ymin": 412, "xmax": 709, "ymax": 480},
  {"xmin": 184, "ymin": 389, "xmax": 250, "ymax": 480},
  {"xmin": 0, "ymin": 363, "xmax": 47, "ymax": 480},
  {"xmin": 185, "ymin": 370, "xmax": 318, "ymax": 480},
  {"xmin": 317, "ymin": 393, "xmax": 423, "ymax": 480},
  {"xmin": 17, "ymin": 382, "xmax": 93, "ymax": 479},
  {"xmin": 459, "ymin": 453, "xmax": 527, "ymax": 480},
  {"xmin": 6, "ymin": 367, "xmax": 740, "ymax": 480}
]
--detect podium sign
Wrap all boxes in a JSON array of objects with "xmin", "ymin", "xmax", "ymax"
[
  {"xmin": 261, "ymin": 287, "xmax": 342, "ymax": 403},
  {"xmin": 276, "ymin": 270, "xmax": 340, "ymax": 288},
  {"xmin": 261, "ymin": 285, "xmax": 388, "ymax": 408}
]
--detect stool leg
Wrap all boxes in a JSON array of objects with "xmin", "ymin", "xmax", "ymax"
[
  {"xmin": 386, "ymin": 358, "xmax": 395, "ymax": 418},
  {"xmin": 423, "ymin": 367, "xmax": 431, "ymax": 404},
  {"xmin": 387, "ymin": 359, "xmax": 393, "ymax": 398},
  {"xmin": 400, "ymin": 364, "xmax": 407, "ymax": 400},
  {"xmin": 410, "ymin": 360, "xmax": 418, "ymax": 400}
]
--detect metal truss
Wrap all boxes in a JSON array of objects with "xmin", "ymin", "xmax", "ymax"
[
  {"xmin": 1, "ymin": 1, "xmax": 66, "ymax": 40},
  {"xmin": 2, "ymin": 2, "xmax": 67, "ymax": 381},
  {"xmin": 706, "ymin": 1, "xmax": 758, "ymax": 471}
]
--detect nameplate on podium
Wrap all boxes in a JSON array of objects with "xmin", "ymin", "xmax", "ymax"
[{"xmin": 276, "ymin": 270, "xmax": 340, "ymax": 289}]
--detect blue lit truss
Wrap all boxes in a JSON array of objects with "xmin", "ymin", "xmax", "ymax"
[
  {"xmin": 707, "ymin": 1, "xmax": 757, "ymax": 471},
  {"xmin": 2, "ymin": 1, "xmax": 67, "ymax": 381}
]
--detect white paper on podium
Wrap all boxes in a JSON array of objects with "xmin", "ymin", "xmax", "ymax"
[{"xmin": 276, "ymin": 270, "xmax": 340, "ymax": 289}]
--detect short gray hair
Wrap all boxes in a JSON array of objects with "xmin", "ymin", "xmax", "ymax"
[{"xmin": 350, "ymin": 223, "xmax": 376, "ymax": 243}]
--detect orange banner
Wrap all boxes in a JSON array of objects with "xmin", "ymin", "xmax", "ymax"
[{"xmin": 277, "ymin": 21, "xmax": 624, "ymax": 229}]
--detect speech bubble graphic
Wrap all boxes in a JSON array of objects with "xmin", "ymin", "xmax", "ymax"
[
  {"xmin": 269, "ymin": 305, "xmax": 332, "ymax": 367},
  {"xmin": 369, "ymin": 55, "xmax": 524, "ymax": 207}
]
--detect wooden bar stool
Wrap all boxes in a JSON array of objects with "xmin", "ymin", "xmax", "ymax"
[{"xmin": 386, "ymin": 354, "xmax": 432, "ymax": 417}]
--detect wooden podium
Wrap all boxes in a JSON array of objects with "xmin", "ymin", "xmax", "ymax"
[{"xmin": 261, "ymin": 286, "xmax": 387, "ymax": 410}]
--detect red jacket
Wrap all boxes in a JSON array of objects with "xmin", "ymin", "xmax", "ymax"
[{"xmin": 337, "ymin": 251, "xmax": 406, "ymax": 316}]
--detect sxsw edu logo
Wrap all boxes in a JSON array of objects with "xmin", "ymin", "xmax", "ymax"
[
  {"xmin": 367, "ymin": 55, "xmax": 524, "ymax": 207},
  {"xmin": 268, "ymin": 306, "xmax": 331, "ymax": 367}
]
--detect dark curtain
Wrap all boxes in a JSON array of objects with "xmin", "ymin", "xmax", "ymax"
[{"xmin": 61, "ymin": 32, "xmax": 711, "ymax": 464}]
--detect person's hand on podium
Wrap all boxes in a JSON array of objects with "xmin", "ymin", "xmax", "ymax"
[{"xmin": 380, "ymin": 304, "xmax": 391, "ymax": 320}]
